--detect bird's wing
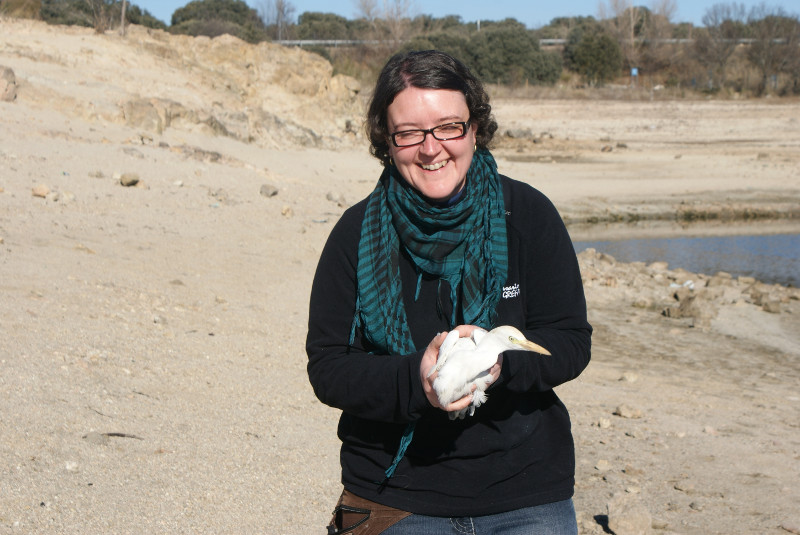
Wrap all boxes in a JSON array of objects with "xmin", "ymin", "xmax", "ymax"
[
  {"xmin": 441, "ymin": 338, "xmax": 503, "ymax": 386},
  {"xmin": 428, "ymin": 330, "xmax": 459, "ymax": 378},
  {"xmin": 433, "ymin": 348, "xmax": 494, "ymax": 406},
  {"xmin": 430, "ymin": 330, "xmax": 479, "ymax": 377},
  {"xmin": 470, "ymin": 327, "xmax": 487, "ymax": 346}
]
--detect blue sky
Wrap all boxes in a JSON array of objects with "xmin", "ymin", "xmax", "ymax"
[{"xmin": 135, "ymin": 0, "xmax": 794, "ymax": 28}]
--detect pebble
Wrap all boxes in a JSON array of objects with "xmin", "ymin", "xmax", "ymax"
[
  {"xmin": 606, "ymin": 493, "xmax": 652, "ymax": 535},
  {"xmin": 622, "ymin": 464, "xmax": 645, "ymax": 477},
  {"xmin": 648, "ymin": 261, "xmax": 669, "ymax": 271},
  {"xmin": 84, "ymin": 432, "xmax": 109, "ymax": 445},
  {"xmin": 595, "ymin": 459, "xmax": 611, "ymax": 472},
  {"xmin": 46, "ymin": 190, "xmax": 75, "ymax": 203},
  {"xmin": 326, "ymin": 191, "xmax": 347, "ymax": 207},
  {"xmin": 504, "ymin": 128, "xmax": 533, "ymax": 139},
  {"xmin": 781, "ymin": 522, "xmax": 800, "ymax": 534},
  {"xmin": 119, "ymin": 173, "xmax": 140, "ymax": 187},
  {"xmin": 619, "ymin": 371, "xmax": 638, "ymax": 383},
  {"xmin": 209, "ymin": 188, "xmax": 231, "ymax": 204},
  {"xmin": 689, "ymin": 501, "xmax": 704, "ymax": 511},
  {"xmin": 32, "ymin": 184, "xmax": 50, "ymax": 198},
  {"xmin": 652, "ymin": 519, "xmax": 669, "ymax": 530},
  {"xmin": 613, "ymin": 405, "xmax": 643, "ymax": 419},
  {"xmin": 260, "ymin": 184, "xmax": 278, "ymax": 197}
]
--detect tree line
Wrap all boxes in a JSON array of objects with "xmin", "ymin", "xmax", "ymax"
[{"xmin": 2, "ymin": 0, "xmax": 798, "ymax": 95}]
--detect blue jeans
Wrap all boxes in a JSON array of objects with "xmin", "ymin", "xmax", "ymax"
[{"xmin": 381, "ymin": 498, "xmax": 578, "ymax": 535}]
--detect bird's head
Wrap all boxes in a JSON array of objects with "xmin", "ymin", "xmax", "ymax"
[{"xmin": 490, "ymin": 325, "xmax": 551, "ymax": 355}]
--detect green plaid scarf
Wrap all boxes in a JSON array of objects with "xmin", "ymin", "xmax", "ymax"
[{"xmin": 350, "ymin": 149, "xmax": 508, "ymax": 481}]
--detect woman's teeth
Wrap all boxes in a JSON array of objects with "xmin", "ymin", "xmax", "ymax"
[{"xmin": 421, "ymin": 160, "xmax": 448, "ymax": 171}]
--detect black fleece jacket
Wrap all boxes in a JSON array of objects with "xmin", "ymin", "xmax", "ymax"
[{"xmin": 306, "ymin": 175, "xmax": 592, "ymax": 517}]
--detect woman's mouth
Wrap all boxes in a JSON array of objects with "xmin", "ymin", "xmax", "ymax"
[{"xmin": 420, "ymin": 160, "xmax": 449, "ymax": 171}]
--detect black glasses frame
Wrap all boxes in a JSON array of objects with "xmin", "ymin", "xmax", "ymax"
[{"xmin": 390, "ymin": 121, "xmax": 470, "ymax": 148}]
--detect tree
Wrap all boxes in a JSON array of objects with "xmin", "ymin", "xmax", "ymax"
[
  {"xmin": 600, "ymin": 0, "xmax": 647, "ymax": 69},
  {"xmin": 535, "ymin": 16, "xmax": 597, "ymax": 40},
  {"xmin": 745, "ymin": 5, "xmax": 800, "ymax": 95},
  {"xmin": 693, "ymin": 3, "xmax": 747, "ymax": 90},
  {"xmin": 257, "ymin": 0, "xmax": 295, "ymax": 40},
  {"xmin": 171, "ymin": 0, "xmax": 267, "ymax": 42},
  {"xmin": 39, "ymin": 0, "xmax": 165, "ymax": 30},
  {"xmin": 466, "ymin": 21, "xmax": 562, "ymax": 85},
  {"xmin": 639, "ymin": 0, "xmax": 679, "ymax": 74},
  {"xmin": 295, "ymin": 12, "xmax": 349, "ymax": 40},
  {"xmin": 39, "ymin": 0, "xmax": 112, "ymax": 30},
  {"xmin": 119, "ymin": 0, "xmax": 126, "ymax": 35},
  {"xmin": 382, "ymin": 0, "xmax": 416, "ymax": 44},
  {"xmin": 124, "ymin": 4, "xmax": 167, "ymax": 29},
  {"xmin": 354, "ymin": 0, "xmax": 378, "ymax": 23},
  {"xmin": 0, "ymin": 0, "xmax": 42, "ymax": 18},
  {"xmin": 400, "ymin": 30, "xmax": 471, "ymax": 63},
  {"xmin": 564, "ymin": 21, "xmax": 623, "ymax": 85},
  {"xmin": 353, "ymin": 0, "xmax": 417, "ymax": 46}
]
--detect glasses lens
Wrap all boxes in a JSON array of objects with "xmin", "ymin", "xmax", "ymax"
[
  {"xmin": 393, "ymin": 130, "xmax": 425, "ymax": 147},
  {"xmin": 432, "ymin": 123, "xmax": 466, "ymax": 140}
]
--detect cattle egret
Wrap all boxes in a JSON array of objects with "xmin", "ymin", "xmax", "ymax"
[{"xmin": 431, "ymin": 325, "xmax": 550, "ymax": 419}]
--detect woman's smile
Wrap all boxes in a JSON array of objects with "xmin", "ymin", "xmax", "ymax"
[{"xmin": 420, "ymin": 160, "xmax": 449, "ymax": 171}]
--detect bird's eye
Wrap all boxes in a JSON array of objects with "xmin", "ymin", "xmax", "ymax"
[{"xmin": 509, "ymin": 336, "xmax": 517, "ymax": 343}]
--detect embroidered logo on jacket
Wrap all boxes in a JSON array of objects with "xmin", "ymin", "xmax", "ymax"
[{"xmin": 502, "ymin": 283, "xmax": 520, "ymax": 299}]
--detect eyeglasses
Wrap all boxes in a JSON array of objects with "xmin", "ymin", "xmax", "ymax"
[{"xmin": 390, "ymin": 121, "xmax": 470, "ymax": 148}]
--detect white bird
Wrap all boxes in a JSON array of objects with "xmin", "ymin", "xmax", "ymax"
[{"xmin": 430, "ymin": 325, "xmax": 551, "ymax": 419}]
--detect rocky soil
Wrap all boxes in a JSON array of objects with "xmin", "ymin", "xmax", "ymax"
[{"xmin": 1, "ymin": 18, "xmax": 799, "ymax": 535}]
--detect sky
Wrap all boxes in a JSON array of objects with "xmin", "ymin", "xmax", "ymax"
[{"xmin": 135, "ymin": 0, "xmax": 795, "ymax": 29}]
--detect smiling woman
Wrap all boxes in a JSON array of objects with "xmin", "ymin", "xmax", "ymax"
[{"xmin": 306, "ymin": 49, "xmax": 592, "ymax": 534}]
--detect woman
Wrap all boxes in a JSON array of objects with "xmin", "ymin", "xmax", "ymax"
[{"xmin": 306, "ymin": 50, "xmax": 592, "ymax": 534}]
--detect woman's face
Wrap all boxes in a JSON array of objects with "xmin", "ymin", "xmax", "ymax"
[{"xmin": 386, "ymin": 87, "xmax": 476, "ymax": 202}]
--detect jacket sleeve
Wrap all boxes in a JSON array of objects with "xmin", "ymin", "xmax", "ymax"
[
  {"xmin": 305, "ymin": 203, "xmax": 430, "ymax": 424},
  {"xmin": 501, "ymin": 184, "xmax": 592, "ymax": 393}
]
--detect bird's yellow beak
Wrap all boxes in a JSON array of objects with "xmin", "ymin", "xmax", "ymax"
[{"xmin": 514, "ymin": 338, "xmax": 551, "ymax": 356}]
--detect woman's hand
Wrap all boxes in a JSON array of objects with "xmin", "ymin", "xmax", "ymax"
[
  {"xmin": 420, "ymin": 325, "xmax": 481, "ymax": 412},
  {"xmin": 486, "ymin": 353, "xmax": 503, "ymax": 387}
]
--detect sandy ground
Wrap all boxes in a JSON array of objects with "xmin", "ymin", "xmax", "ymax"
[{"xmin": 1, "ymin": 19, "xmax": 799, "ymax": 534}]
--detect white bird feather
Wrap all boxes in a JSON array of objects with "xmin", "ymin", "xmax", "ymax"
[{"xmin": 431, "ymin": 325, "xmax": 551, "ymax": 419}]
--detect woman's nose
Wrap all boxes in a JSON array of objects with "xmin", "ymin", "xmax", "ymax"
[{"xmin": 419, "ymin": 132, "xmax": 442, "ymax": 154}]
